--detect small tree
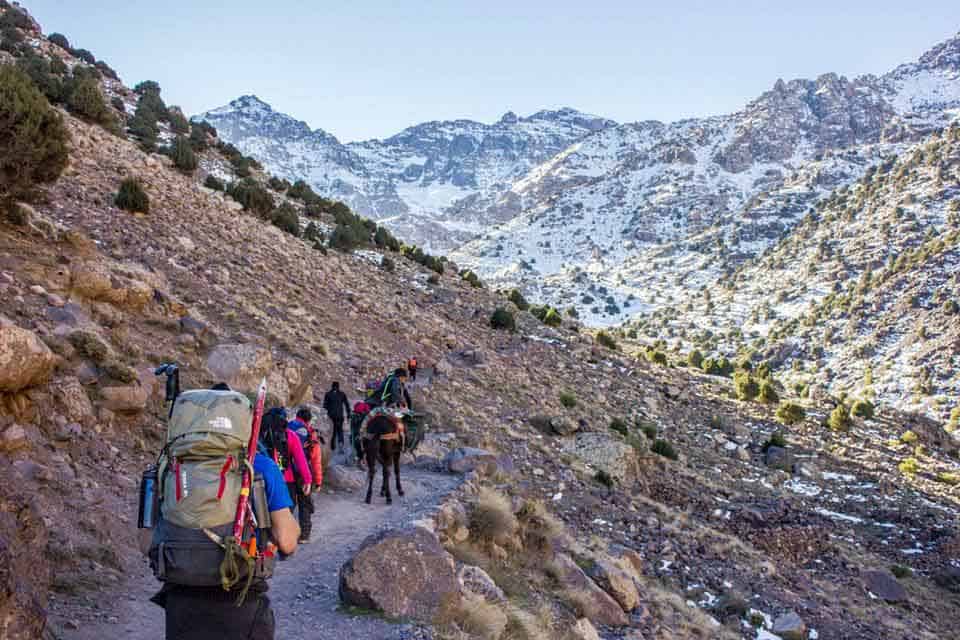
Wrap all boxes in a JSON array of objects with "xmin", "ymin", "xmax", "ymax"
[
  {"xmin": 171, "ymin": 135, "xmax": 198, "ymax": 173},
  {"xmin": 759, "ymin": 379, "xmax": 779, "ymax": 404},
  {"xmin": 48, "ymin": 32, "xmax": 71, "ymax": 50},
  {"xmin": 734, "ymin": 371, "xmax": 759, "ymax": 401},
  {"xmin": 490, "ymin": 307, "xmax": 515, "ymax": 332},
  {"xmin": 688, "ymin": 349, "xmax": 704, "ymax": 369},
  {"xmin": 776, "ymin": 402, "xmax": 805, "ymax": 425},
  {"xmin": 828, "ymin": 404, "xmax": 851, "ymax": 432},
  {"xmin": 596, "ymin": 330, "xmax": 618, "ymax": 350},
  {"xmin": 543, "ymin": 307, "xmax": 562, "ymax": 327},
  {"xmin": 508, "ymin": 288, "xmax": 529, "ymax": 310},
  {"xmin": 167, "ymin": 107, "xmax": 190, "ymax": 134},
  {"xmin": 66, "ymin": 76, "xmax": 111, "ymax": 125},
  {"xmin": 559, "ymin": 392, "xmax": 577, "ymax": 408},
  {"xmin": 203, "ymin": 175, "xmax": 225, "ymax": 191},
  {"xmin": 851, "ymin": 399, "xmax": 875, "ymax": 420},
  {"xmin": 270, "ymin": 203, "xmax": 300, "ymax": 236},
  {"xmin": 115, "ymin": 177, "xmax": 149, "ymax": 213},
  {"xmin": 0, "ymin": 66, "xmax": 69, "ymax": 206}
]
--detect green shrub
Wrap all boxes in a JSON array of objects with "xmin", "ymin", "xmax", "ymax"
[
  {"xmin": 948, "ymin": 407, "xmax": 960, "ymax": 433},
  {"xmin": 646, "ymin": 349, "xmax": 668, "ymax": 366},
  {"xmin": 890, "ymin": 564, "xmax": 912, "ymax": 579},
  {"xmin": 898, "ymin": 457, "xmax": 919, "ymax": 475},
  {"xmin": 71, "ymin": 48, "xmax": 96, "ymax": 65},
  {"xmin": 203, "ymin": 175, "xmax": 225, "ymax": 191},
  {"xmin": 287, "ymin": 179, "xmax": 317, "ymax": 202},
  {"xmin": 900, "ymin": 430, "xmax": 918, "ymax": 444},
  {"xmin": 461, "ymin": 270, "xmax": 483, "ymax": 288},
  {"xmin": 851, "ymin": 399, "xmax": 875, "ymax": 419},
  {"xmin": 595, "ymin": 330, "xmax": 618, "ymax": 350},
  {"xmin": 559, "ymin": 392, "xmax": 577, "ymax": 409},
  {"xmin": 115, "ymin": 177, "xmax": 149, "ymax": 213},
  {"xmin": 936, "ymin": 472, "xmax": 959, "ymax": 485},
  {"xmin": 687, "ymin": 350, "xmax": 704, "ymax": 369},
  {"xmin": 171, "ymin": 135, "xmax": 198, "ymax": 172},
  {"xmin": 759, "ymin": 379, "xmax": 779, "ymax": 404},
  {"xmin": 543, "ymin": 307, "xmax": 562, "ymax": 327},
  {"xmin": 94, "ymin": 60, "xmax": 118, "ymax": 81},
  {"xmin": 595, "ymin": 469, "xmax": 614, "ymax": 488},
  {"xmin": 507, "ymin": 289, "xmax": 529, "ymax": 310},
  {"xmin": 66, "ymin": 76, "xmax": 113, "ymax": 128},
  {"xmin": 828, "ymin": 405, "xmax": 851, "ymax": 432},
  {"xmin": 762, "ymin": 430, "xmax": 786, "ymax": 452},
  {"xmin": 651, "ymin": 439, "xmax": 678, "ymax": 460},
  {"xmin": 110, "ymin": 96, "xmax": 125, "ymax": 112},
  {"xmin": 67, "ymin": 330, "xmax": 109, "ymax": 363},
  {"xmin": 733, "ymin": 371, "xmax": 759, "ymax": 401},
  {"xmin": 303, "ymin": 221, "xmax": 320, "ymax": 243},
  {"xmin": 776, "ymin": 402, "xmax": 805, "ymax": 425},
  {"xmin": 639, "ymin": 421, "xmax": 658, "ymax": 439},
  {"xmin": 167, "ymin": 107, "xmax": 190, "ymax": 134},
  {"xmin": 329, "ymin": 222, "xmax": 366, "ymax": 251},
  {"xmin": 380, "ymin": 256, "xmax": 395, "ymax": 272},
  {"xmin": 48, "ymin": 32, "xmax": 70, "ymax": 50},
  {"xmin": 128, "ymin": 101, "xmax": 159, "ymax": 150},
  {"xmin": 0, "ymin": 66, "xmax": 69, "ymax": 203},
  {"xmin": 267, "ymin": 176, "xmax": 289, "ymax": 192},
  {"xmin": 270, "ymin": 203, "xmax": 300, "ymax": 236},
  {"xmin": 16, "ymin": 52, "xmax": 64, "ymax": 102},
  {"xmin": 565, "ymin": 306, "xmax": 579, "ymax": 319},
  {"xmin": 489, "ymin": 307, "xmax": 515, "ymax": 332},
  {"xmin": 227, "ymin": 178, "xmax": 274, "ymax": 216},
  {"xmin": 609, "ymin": 418, "xmax": 628, "ymax": 437}
]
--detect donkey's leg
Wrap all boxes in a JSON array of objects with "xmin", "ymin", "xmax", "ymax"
[
  {"xmin": 383, "ymin": 444, "xmax": 392, "ymax": 505},
  {"xmin": 394, "ymin": 448, "xmax": 404, "ymax": 497},
  {"xmin": 364, "ymin": 442, "xmax": 375, "ymax": 504}
]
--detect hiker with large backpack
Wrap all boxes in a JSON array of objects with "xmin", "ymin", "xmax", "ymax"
[
  {"xmin": 370, "ymin": 368, "xmax": 412, "ymax": 410},
  {"xmin": 143, "ymin": 381, "xmax": 300, "ymax": 640},
  {"xmin": 322, "ymin": 381, "xmax": 351, "ymax": 451},
  {"xmin": 288, "ymin": 407, "xmax": 323, "ymax": 492},
  {"xmin": 261, "ymin": 407, "xmax": 313, "ymax": 543},
  {"xmin": 407, "ymin": 356, "xmax": 418, "ymax": 382}
]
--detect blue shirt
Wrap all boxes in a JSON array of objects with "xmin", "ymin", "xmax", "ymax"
[
  {"xmin": 253, "ymin": 452, "xmax": 293, "ymax": 512},
  {"xmin": 288, "ymin": 418, "xmax": 310, "ymax": 446}
]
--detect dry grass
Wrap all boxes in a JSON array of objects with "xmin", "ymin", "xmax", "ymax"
[
  {"xmin": 517, "ymin": 499, "xmax": 567, "ymax": 555},
  {"xmin": 471, "ymin": 488, "xmax": 519, "ymax": 546},
  {"xmin": 436, "ymin": 593, "xmax": 508, "ymax": 640},
  {"xmin": 502, "ymin": 604, "xmax": 554, "ymax": 640},
  {"xmin": 559, "ymin": 587, "xmax": 604, "ymax": 623}
]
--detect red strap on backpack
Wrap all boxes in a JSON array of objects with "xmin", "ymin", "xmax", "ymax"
[
  {"xmin": 216, "ymin": 455, "xmax": 234, "ymax": 501},
  {"xmin": 174, "ymin": 459, "xmax": 182, "ymax": 501}
]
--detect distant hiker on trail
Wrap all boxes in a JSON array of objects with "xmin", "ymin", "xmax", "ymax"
[
  {"xmin": 407, "ymin": 356, "xmax": 418, "ymax": 381},
  {"xmin": 350, "ymin": 400, "xmax": 372, "ymax": 467},
  {"xmin": 146, "ymin": 382, "xmax": 300, "ymax": 640},
  {"xmin": 323, "ymin": 381, "xmax": 351, "ymax": 451},
  {"xmin": 370, "ymin": 368, "xmax": 412, "ymax": 409},
  {"xmin": 288, "ymin": 406, "xmax": 324, "ymax": 491},
  {"xmin": 262, "ymin": 407, "xmax": 314, "ymax": 543}
]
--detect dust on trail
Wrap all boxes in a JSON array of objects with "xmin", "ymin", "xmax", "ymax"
[{"xmin": 52, "ymin": 465, "xmax": 460, "ymax": 640}]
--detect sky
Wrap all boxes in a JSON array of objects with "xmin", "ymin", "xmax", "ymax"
[{"xmin": 24, "ymin": 0, "xmax": 960, "ymax": 142}]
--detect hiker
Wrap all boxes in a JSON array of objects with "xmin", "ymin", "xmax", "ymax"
[
  {"xmin": 407, "ymin": 356, "xmax": 418, "ymax": 382},
  {"xmin": 147, "ymin": 383, "xmax": 300, "ymax": 640},
  {"xmin": 323, "ymin": 381, "xmax": 351, "ymax": 451},
  {"xmin": 370, "ymin": 367, "xmax": 412, "ymax": 409},
  {"xmin": 262, "ymin": 407, "xmax": 314, "ymax": 543},
  {"xmin": 289, "ymin": 406, "xmax": 324, "ymax": 491}
]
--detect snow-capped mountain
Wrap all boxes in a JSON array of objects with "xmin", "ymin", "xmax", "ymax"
[
  {"xmin": 197, "ymin": 97, "xmax": 615, "ymax": 252},
  {"xmin": 451, "ymin": 30, "xmax": 960, "ymax": 325}
]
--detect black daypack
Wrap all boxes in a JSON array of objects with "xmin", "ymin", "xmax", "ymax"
[{"xmin": 262, "ymin": 408, "xmax": 292, "ymax": 475}]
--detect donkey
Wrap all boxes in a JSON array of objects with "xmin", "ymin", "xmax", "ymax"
[{"xmin": 362, "ymin": 411, "xmax": 405, "ymax": 505}]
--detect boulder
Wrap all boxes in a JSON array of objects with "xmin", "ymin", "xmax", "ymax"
[
  {"xmin": 552, "ymin": 553, "xmax": 629, "ymax": 627},
  {"xmin": 206, "ymin": 343, "xmax": 272, "ymax": 394},
  {"xmin": 458, "ymin": 565, "xmax": 506, "ymax": 603},
  {"xmin": 99, "ymin": 385, "xmax": 148, "ymax": 413},
  {"xmin": 53, "ymin": 377, "xmax": 95, "ymax": 426},
  {"xmin": 325, "ymin": 464, "xmax": 364, "ymax": 491},
  {"xmin": 772, "ymin": 611, "xmax": 807, "ymax": 640},
  {"xmin": 862, "ymin": 569, "xmax": 907, "ymax": 603},
  {"xmin": 444, "ymin": 447, "xmax": 501, "ymax": 475},
  {"xmin": 586, "ymin": 556, "xmax": 640, "ymax": 612},
  {"xmin": 571, "ymin": 618, "xmax": 601, "ymax": 640},
  {"xmin": 529, "ymin": 415, "xmax": 579, "ymax": 436},
  {"xmin": 764, "ymin": 446, "xmax": 792, "ymax": 471},
  {"xmin": 563, "ymin": 433, "xmax": 640, "ymax": 485},
  {"xmin": 339, "ymin": 527, "xmax": 459, "ymax": 622},
  {"xmin": 933, "ymin": 564, "xmax": 960, "ymax": 592},
  {"xmin": 70, "ymin": 261, "xmax": 154, "ymax": 311},
  {"xmin": 0, "ymin": 326, "xmax": 57, "ymax": 392},
  {"xmin": 0, "ymin": 424, "xmax": 28, "ymax": 453}
]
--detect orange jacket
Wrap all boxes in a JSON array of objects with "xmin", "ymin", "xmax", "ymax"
[{"xmin": 307, "ymin": 427, "xmax": 323, "ymax": 488}]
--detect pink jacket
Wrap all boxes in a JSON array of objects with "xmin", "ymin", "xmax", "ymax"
[{"xmin": 282, "ymin": 429, "xmax": 312, "ymax": 486}]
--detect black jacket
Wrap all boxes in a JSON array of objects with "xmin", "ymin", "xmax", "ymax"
[{"xmin": 323, "ymin": 388, "xmax": 351, "ymax": 420}]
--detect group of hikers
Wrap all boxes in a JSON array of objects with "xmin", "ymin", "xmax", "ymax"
[{"xmin": 141, "ymin": 360, "xmax": 419, "ymax": 639}]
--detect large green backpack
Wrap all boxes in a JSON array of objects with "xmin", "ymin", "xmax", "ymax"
[{"xmin": 149, "ymin": 389, "xmax": 272, "ymax": 587}]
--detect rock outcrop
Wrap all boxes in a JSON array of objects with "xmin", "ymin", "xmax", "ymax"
[{"xmin": 0, "ymin": 326, "xmax": 57, "ymax": 393}]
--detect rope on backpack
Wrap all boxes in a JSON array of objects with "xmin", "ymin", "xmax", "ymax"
[{"xmin": 219, "ymin": 535, "xmax": 255, "ymax": 606}]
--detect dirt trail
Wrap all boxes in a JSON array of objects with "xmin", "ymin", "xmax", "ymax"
[{"xmin": 51, "ymin": 465, "xmax": 460, "ymax": 640}]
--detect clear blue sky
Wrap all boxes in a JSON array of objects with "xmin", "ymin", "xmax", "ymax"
[{"xmin": 24, "ymin": 0, "xmax": 960, "ymax": 142}]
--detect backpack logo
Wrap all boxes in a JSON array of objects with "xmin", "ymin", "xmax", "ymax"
[{"xmin": 208, "ymin": 416, "xmax": 233, "ymax": 431}]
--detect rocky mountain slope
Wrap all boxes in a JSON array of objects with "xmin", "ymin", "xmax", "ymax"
[
  {"xmin": 1, "ymin": 6, "xmax": 959, "ymax": 640},
  {"xmin": 199, "ymin": 96, "xmax": 615, "ymax": 252},
  {"xmin": 453, "ymin": 32, "xmax": 960, "ymax": 324}
]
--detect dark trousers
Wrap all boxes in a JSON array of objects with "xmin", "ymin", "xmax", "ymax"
[
  {"xmin": 410, "ymin": 367, "xmax": 417, "ymax": 381},
  {"xmin": 162, "ymin": 587, "xmax": 275, "ymax": 640},
  {"xmin": 286, "ymin": 482, "xmax": 314, "ymax": 539},
  {"xmin": 330, "ymin": 416, "xmax": 345, "ymax": 450}
]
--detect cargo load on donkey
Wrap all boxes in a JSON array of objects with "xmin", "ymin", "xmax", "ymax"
[{"xmin": 139, "ymin": 376, "xmax": 299, "ymax": 639}]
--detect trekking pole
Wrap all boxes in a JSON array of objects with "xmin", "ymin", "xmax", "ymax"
[{"xmin": 233, "ymin": 377, "xmax": 267, "ymax": 540}]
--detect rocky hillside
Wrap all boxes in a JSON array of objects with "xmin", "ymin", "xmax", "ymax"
[
  {"xmin": 1, "ymin": 5, "xmax": 959, "ymax": 640},
  {"xmin": 199, "ymin": 96, "xmax": 615, "ymax": 252}
]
